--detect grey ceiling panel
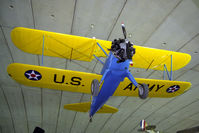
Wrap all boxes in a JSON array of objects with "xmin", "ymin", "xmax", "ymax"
[
  {"xmin": 109, "ymin": 0, "xmax": 182, "ymax": 44},
  {"xmin": 136, "ymin": 70, "xmax": 199, "ymax": 133},
  {"xmin": 0, "ymin": 88, "xmax": 14, "ymax": 133},
  {"xmin": 180, "ymin": 34, "xmax": 199, "ymax": 69},
  {"xmin": 70, "ymin": 112, "xmax": 89, "ymax": 133},
  {"xmin": 41, "ymin": 56, "xmax": 67, "ymax": 69},
  {"xmin": 67, "ymin": 59, "xmax": 98, "ymax": 73},
  {"xmin": 0, "ymin": 27, "xmax": 17, "ymax": 87},
  {"xmin": 165, "ymin": 118, "xmax": 198, "ymax": 133},
  {"xmin": 21, "ymin": 86, "xmax": 42, "ymax": 133},
  {"xmin": 86, "ymin": 113, "xmax": 112, "ymax": 133},
  {"xmin": 92, "ymin": 58, "xmax": 106, "ymax": 74},
  {"xmin": 42, "ymin": 88, "xmax": 61, "ymax": 133},
  {"xmin": 176, "ymin": 70, "xmax": 199, "ymax": 87},
  {"xmin": 115, "ymin": 98, "xmax": 172, "ymax": 133},
  {"xmin": 145, "ymin": 85, "xmax": 199, "ymax": 129},
  {"xmin": 69, "ymin": 94, "xmax": 90, "ymax": 133},
  {"xmin": 56, "ymin": 92, "xmax": 82, "ymax": 133},
  {"xmin": 31, "ymin": 0, "xmax": 75, "ymax": 33},
  {"xmin": 158, "ymin": 100, "xmax": 199, "ymax": 132},
  {"xmin": 72, "ymin": 0, "xmax": 126, "ymax": 39},
  {"xmin": 85, "ymin": 96, "xmax": 126, "ymax": 133},
  {"xmin": 147, "ymin": 68, "xmax": 188, "ymax": 81},
  {"xmin": 145, "ymin": 0, "xmax": 199, "ymax": 51},
  {"xmin": 100, "ymin": 97, "xmax": 146, "ymax": 133},
  {"xmin": 190, "ymin": 112, "xmax": 199, "ymax": 122},
  {"xmin": 0, "ymin": 0, "xmax": 34, "ymax": 28},
  {"xmin": 131, "ymin": 68, "xmax": 154, "ymax": 79},
  {"xmin": 192, "ymin": 64, "xmax": 199, "ymax": 72},
  {"xmin": 2, "ymin": 86, "xmax": 28, "ymax": 133}
]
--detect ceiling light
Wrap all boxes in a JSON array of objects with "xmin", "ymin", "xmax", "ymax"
[
  {"xmin": 9, "ymin": 5, "xmax": 14, "ymax": 9},
  {"xmin": 50, "ymin": 14, "xmax": 55, "ymax": 18},
  {"xmin": 90, "ymin": 24, "xmax": 94, "ymax": 29},
  {"xmin": 128, "ymin": 33, "xmax": 132, "ymax": 38},
  {"xmin": 162, "ymin": 42, "xmax": 166, "ymax": 46}
]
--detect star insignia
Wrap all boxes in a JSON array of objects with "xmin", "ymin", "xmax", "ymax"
[
  {"xmin": 166, "ymin": 85, "xmax": 180, "ymax": 93},
  {"xmin": 24, "ymin": 70, "xmax": 42, "ymax": 81}
]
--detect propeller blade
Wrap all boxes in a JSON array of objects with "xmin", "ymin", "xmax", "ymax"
[{"xmin": 121, "ymin": 23, "xmax": 127, "ymax": 39}]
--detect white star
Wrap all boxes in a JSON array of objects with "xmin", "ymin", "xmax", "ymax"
[{"xmin": 25, "ymin": 70, "xmax": 41, "ymax": 80}]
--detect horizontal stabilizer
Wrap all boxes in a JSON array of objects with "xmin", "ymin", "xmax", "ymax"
[{"xmin": 64, "ymin": 102, "xmax": 118, "ymax": 113}]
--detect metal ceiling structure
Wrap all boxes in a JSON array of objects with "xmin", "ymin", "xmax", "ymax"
[{"xmin": 0, "ymin": 0, "xmax": 199, "ymax": 133}]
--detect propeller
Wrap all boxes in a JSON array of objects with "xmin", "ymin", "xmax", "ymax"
[{"xmin": 121, "ymin": 23, "xmax": 127, "ymax": 39}]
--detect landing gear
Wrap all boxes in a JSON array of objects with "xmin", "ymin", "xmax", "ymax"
[
  {"xmin": 89, "ymin": 79, "xmax": 99, "ymax": 122},
  {"xmin": 91, "ymin": 79, "xmax": 99, "ymax": 96},
  {"xmin": 138, "ymin": 84, "xmax": 149, "ymax": 99}
]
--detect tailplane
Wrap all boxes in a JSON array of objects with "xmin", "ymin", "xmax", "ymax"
[{"xmin": 64, "ymin": 102, "xmax": 118, "ymax": 113}]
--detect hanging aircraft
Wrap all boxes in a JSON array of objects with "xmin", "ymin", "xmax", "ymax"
[
  {"xmin": 7, "ymin": 24, "xmax": 191, "ymax": 121},
  {"xmin": 138, "ymin": 120, "xmax": 159, "ymax": 133}
]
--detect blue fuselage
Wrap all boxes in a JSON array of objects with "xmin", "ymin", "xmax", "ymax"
[{"xmin": 89, "ymin": 52, "xmax": 133, "ymax": 117}]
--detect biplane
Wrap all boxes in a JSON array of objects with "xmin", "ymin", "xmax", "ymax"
[
  {"xmin": 7, "ymin": 24, "xmax": 191, "ymax": 121},
  {"xmin": 138, "ymin": 120, "xmax": 159, "ymax": 133}
]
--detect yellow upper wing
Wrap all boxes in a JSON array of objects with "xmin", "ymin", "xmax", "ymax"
[
  {"xmin": 132, "ymin": 45, "xmax": 191, "ymax": 71},
  {"xmin": 7, "ymin": 63, "xmax": 191, "ymax": 98},
  {"xmin": 11, "ymin": 27, "xmax": 191, "ymax": 71}
]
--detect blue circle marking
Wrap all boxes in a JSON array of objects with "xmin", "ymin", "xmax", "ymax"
[
  {"xmin": 166, "ymin": 85, "xmax": 180, "ymax": 93},
  {"xmin": 24, "ymin": 70, "xmax": 42, "ymax": 81}
]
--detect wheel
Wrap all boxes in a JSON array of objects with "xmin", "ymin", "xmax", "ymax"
[
  {"xmin": 91, "ymin": 79, "xmax": 99, "ymax": 96},
  {"xmin": 138, "ymin": 83, "xmax": 149, "ymax": 99}
]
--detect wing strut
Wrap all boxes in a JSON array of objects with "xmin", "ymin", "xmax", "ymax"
[
  {"xmin": 70, "ymin": 48, "xmax": 73, "ymax": 61},
  {"xmin": 93, "ymin": 42, "xmax": 108, "ymax": 65},
  {"xmin": 163, "ymin": 55, "xmax": 173, "ymax": 80},
  {"xmin": 126, "ymin": 71, "xmax": 138, "ymax": 87},
  {"xmin": 146, "ymin": 59, "xmax": 154, "ymax": 71},
  {"xmin": 96, "ymin": 42, "xmax": 108, "ymax": 56},
  {"xmin": 93, "ymin": 55, "xmax": 104, "ymax": 65}
]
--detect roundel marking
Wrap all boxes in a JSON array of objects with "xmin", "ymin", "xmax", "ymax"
[
  {"xmin": 166, "ymin": 85, "xmax": 180, "ymax": 93},
  {"xmin": 24, "ymin": 70, "xmax": 42, "ymax": 81}
]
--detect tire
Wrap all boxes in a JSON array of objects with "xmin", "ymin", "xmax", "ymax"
[
  {"xmin": 91, "ymin": 79, "xmax": 99, "ymax": 96},
  {"xmin": 138, "ymin": 83, "xmax": 149, "ymax": 99}
]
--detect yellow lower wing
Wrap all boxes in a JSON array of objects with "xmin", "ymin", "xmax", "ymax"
[
  {"xmin": 64, "ymin": 102, "xmax": 118, "ymax": 113},
  {"xmin": 11, "ymin": 27, "xmax": 191, "ymax": 71},
  {"xmin": 7, "ymin": 63, "xmax": 191, "ymax": 98}
]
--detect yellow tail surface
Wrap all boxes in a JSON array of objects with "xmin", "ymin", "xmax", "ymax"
[{"xmin": 64, "ymin": 102, "xmax": 118, "ymax": 113}]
